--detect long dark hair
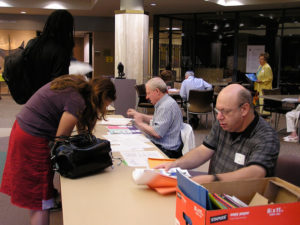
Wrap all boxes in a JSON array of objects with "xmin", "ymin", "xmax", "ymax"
[
  {"xmin": 36, "ymin": 10, "xmax": 74, "ymax": 55},
  {"xmin": 50, "ymin": 75, "xmax": 116, "ymax": 132}
]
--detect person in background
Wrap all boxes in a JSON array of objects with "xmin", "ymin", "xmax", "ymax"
[
  {"xmin": 127, "ymin": 77, "xmax": 183, "ymax": 158},
  {"xmin": 254, "ymin": 52, "xmax": 273, "ymax": 114},
  {"xmin": 180, "ymin": 70, "xmax": 212, "ymax": 128},
  {"xmin": 27, "ymin": 9, "xmax": 75, "ymax": 96},
  {"xmin": 156, "ymin": 84, "xmax": 279, "ymax": 184},
  {"xmin": 0, "ymin": 75, "xmax": 116, "ymax": 225},
  {"xmin": 180, "ymin": 70, "xmax": 212, "ymax": 102},
  {"xmin": 284, "ymin": 97, "xmax": 300, "ymax": 142},
  {"xmin": 160, "ymin": 69, "xmax": 174, "ymax": 88}
]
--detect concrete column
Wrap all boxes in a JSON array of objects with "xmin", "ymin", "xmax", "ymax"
[{"xmin": 115, "ymin": 0, "xmax": 149, "ymax": 85}]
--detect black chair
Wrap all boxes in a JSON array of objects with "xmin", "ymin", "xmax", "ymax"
[
  {"xmin": 134, "ymin": 84, "xmax": 154, "ymax": 112},
  {"xmin": 187, "ymin": 89, "xmax": 214, "ymax": 128}
]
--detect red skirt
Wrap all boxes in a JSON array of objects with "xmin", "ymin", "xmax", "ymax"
[{"xmin": 0, "ymin": 120, "xmax": 55, "ymax": 210}]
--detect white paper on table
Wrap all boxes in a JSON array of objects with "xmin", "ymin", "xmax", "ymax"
[
  {"xmin": 111, "ymin": 141, "xmax": 153, "ymax": 152},
  {"xmin": 97, "ymin": 118, "xmax": 132, "ymax": 126},
  {"xmin": 281, "ymin": 98, "xmax": 299, "ymax": 103},
  {"xmin": 103, "ymin": 134, "xmax": 151, "ymax": 144},
  {"xmin": 121, "ymin": 151, "xmax": 163, "ymax": 167}
]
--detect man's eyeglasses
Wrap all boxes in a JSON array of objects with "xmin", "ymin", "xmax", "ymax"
[{"xmin": 214, "ymin": 103, "xmax": 245, "ymax": 117}]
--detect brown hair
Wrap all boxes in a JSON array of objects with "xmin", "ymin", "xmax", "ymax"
[
  {"xmin": 260, "ymin": 52, "xmax": 269, "ymax": 62},
  {"xmin": 50, "ymin": 75, "xmax": 116, "ymax": 132},
  {"xmin": 160, "ymin": 70, "xmax": 173, "ymax": 82}
]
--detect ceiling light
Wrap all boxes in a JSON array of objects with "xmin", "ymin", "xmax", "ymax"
[
  {"xmin": 44, "ymin": 3, "xmax": 66, "ymax": 9},
  {"xmin": 239, "ymin": 23, "xmax": 244, "ymax": 27},
  {"xmin": 217, "ymin": 0, "xmax": 242, "ymax": 6},
  {"xmin": 259, "ymin": 13, "xmax": 264, "ymax": 17},
  {"xmin": 225, "ymin": 23, "xmax": 230, "ymax": 28},
  {"xmin": 0, "ymin": 1, "xmax": 11, "ymax": 7},
  {"xmin": 150, "ymin": 3, "xmax": 156, "ymax": 6},
  {"xmin": 20, "ymin": 11, "xmax": 26, "ymax": 14}
]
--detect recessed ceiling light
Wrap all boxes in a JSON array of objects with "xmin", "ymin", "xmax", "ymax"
[
  {"xmin": 44, "ymin": 3, "xmax": 66, "ymax": 9},
  {"xmin": 217, "ymin": 0, "xmax": 242, "ymax": 6},
  {"xmin": 150, "ymin": 3, "xmax": 156, "ymax": 6},
  {"xmin": 0, "ymin": 1, "xmax": 11, "ymax": 7},
  {"xmin": 20, "ymin": 11, "xmax": 26, "ymax": 14}
]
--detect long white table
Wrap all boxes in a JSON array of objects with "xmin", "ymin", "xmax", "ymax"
[{"xmin": 60, "ymin": 116, "xmax": 176, "ymax": 225}]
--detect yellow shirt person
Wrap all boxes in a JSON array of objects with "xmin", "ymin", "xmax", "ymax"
[{"xmin": 254, "ymin": 52, "xmax": 273, "ymax": 114}]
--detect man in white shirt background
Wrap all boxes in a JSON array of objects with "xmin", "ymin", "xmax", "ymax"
[{"xmin": 180, "ymin": 70, "xmax": 212, "ymax": 128}]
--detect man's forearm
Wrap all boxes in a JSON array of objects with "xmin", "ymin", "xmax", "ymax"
[
  {"xmin": 141, "ymin": 114, "xmax": 153, "ymax": 124},
  {"xmin": 135, "ymin": 121, "xmax": 160, "ymax": 139},
  {"xmin": 192, "ymin": 165, "xmax": 266, "ymax": 184},
  {"xmin": 174, "ymin": 145, "xmax": 214, "ymax": 169}
]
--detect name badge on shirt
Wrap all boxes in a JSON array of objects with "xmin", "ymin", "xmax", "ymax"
[
  {"xmin": 234, "ymin": 153, "xmax": 245, "ymax": 165},
  {"xmin": 150, "ymin": 119, "xmax": 153, "ymax": 126}
]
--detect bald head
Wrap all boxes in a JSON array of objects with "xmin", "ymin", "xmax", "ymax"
[
  {"xmin": 216, "ymin": 84, "xmax": 255, "ymax": 132},
  {"xmin": 217, "ymin": 84, "xmax": 254, "ymax": 110}
]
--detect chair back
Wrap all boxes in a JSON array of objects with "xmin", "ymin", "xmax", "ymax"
[
  {"xmin": 262, "ymin": 88, "xmax": 282, "ymax": 112},
  {"xmin": 188, "ymin": 89, "xmax": 214, "ymax": 113},
  {"xmin": 275, "ymin": 154, "xmax": 300, "ymax": 187},
  {"xmin": 180, "ymin": 123, "xmax": 195, "ymax": 155},
  {"xmin": 135, "ymin": 84, "xmax": 147, "ymax": 103}
]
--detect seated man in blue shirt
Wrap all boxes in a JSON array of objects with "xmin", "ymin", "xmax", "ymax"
[
  {"xmin": 127, "ymin": 77, "xmax": 183, "ymax": 158},
  {"xmin": 180, "ymin": 71, "xmax": 212, "ymax": 101},
  {"xmin": 156, "ymin": 84, "xmax": 279, "ymax": 184},
  {"xmin": 180, "ymin": 71, "xmax": 212, "ymax": 128}
]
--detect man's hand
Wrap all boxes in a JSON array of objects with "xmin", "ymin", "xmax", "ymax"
[
  {"xmin": 127, "ymin": 108, "xmax": 137, "ymax": 117},
  {"xmin": 154, "ymin": 161, "xmax": 177, "ymax": 171}
]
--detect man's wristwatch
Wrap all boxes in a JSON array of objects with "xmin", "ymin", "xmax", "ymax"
[{"xmin": 212, "ymin": 174, "xmax": 220, "ymax": 182}]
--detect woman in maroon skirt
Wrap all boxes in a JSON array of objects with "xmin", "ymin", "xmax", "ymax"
[{"xmin": 0, "ymin": 75, "xmax": 116, "ymax": 225}]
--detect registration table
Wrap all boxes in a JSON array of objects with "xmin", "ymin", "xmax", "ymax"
[{"xmin": 60, "ymin": 116, "xmax": 176, "ymax": 225}]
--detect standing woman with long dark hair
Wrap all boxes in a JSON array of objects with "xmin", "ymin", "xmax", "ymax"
[
  {"xmin": 27, "ymin": 9, "xmax": 75, "ymax": 96},
  {"xmin": 0, "ymin": 75, "xmax": 116, "ymax": 225}
]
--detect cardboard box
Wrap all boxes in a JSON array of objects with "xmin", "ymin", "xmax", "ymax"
[{"xmin": 175, "ymin": 177, "xmax": 300, "ymax": 225}]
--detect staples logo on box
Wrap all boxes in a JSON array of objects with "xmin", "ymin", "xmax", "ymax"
[
  {"xmin": 210, "ymin": 214, "xmax": 228, "ymax": 223},
  {"xmin": 267, "ymin": 207, "xmax": 284, "ymax": 216},
  {"xmin": 193, "ymin": 205, "xmax": 204, "ymax": 218}
]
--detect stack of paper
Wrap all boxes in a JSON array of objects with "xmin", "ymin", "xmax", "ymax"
[{"xmin": 132, "ymin": 167, "xmax": 191, "ymax": 195}]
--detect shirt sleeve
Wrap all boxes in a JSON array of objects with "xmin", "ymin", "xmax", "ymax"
[
  {"xmin": 63, "ymin": 91, "xmax": 86, "ymax": 119},
  {"xmin": 204, "ymin": 80, "xmax": 213, "ymax": 90},
  {"xmin": 152, "ymin": 103, "xmax": 174, "ymax": 138},
  {"xmin": 202, "ymin": 121, "xmax": 219, "ymax": 151},
  {"xmin": 180, "ymin": 81, "xmax": 187, "ymax": 100},
  {"xmin": 259, "ymin": 65, "xmax": 273, "ymax": 83},
  {"xmin": 246, "ymin": 131, "xmax": 280, "ymax": 176}
]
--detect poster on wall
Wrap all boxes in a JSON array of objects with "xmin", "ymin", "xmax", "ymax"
[{"xmin": 246, "ymin": 45, "xmax": 265, "ymax": 73}]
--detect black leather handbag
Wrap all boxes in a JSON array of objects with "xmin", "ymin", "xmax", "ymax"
[{"xmin": 50, "ymin": 133, "xmax": 112, "ymax": 179}]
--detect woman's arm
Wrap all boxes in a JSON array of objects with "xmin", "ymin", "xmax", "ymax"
[{"xmin": 56, "ymin": 111, "xmax": 78, "ymax": 137}]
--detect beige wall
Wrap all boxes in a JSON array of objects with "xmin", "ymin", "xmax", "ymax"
[
  {"xmin": 93, "ymin": 31, "xmax": 115, "ymax": 77},
  {"xmin": 0, "ymin": 30, "xmax": 36, "ymax": 73}
]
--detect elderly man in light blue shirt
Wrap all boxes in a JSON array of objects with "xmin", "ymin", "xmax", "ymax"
[
  {"xmin": 127, "ymin": 77, "xmax": 183, "ymax": 158},
  {"xmin": 180, "ymin": 71, "xmax": 212, "ymax": 101}
]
